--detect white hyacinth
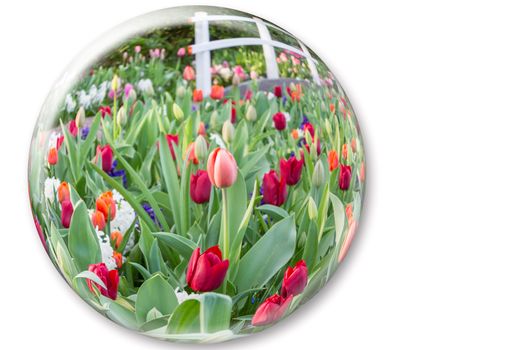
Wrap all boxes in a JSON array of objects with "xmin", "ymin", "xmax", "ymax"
[
  {"xmin": 137, "ymin": 79, "xmax": 154, "ymax": 95},
  {"xmin": 96, "ymin": 230, "xmax": 117, "ymax": 270},
  {"xmin": 44, "ymin": 177, "xmax": 61, "ymax": 203},
  {"xmin": 174, "ymin": 288, "xmax": 202, "ymax": 304},
  {"xmin": 110, "ymin": 190, "xmax": 136, "ymax": 253},
  {"xmin": 65, "ymin": 94, "xmax": 76, "ymax": 113}
]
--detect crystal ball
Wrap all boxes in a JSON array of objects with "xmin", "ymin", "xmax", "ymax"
[{"xmin": 28, "ymin": 5, "xmax": 365, "ymax": 343}]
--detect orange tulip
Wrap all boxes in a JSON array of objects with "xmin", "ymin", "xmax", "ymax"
[
  {"xmin": 91, "ymin": 210, "xmax": 106, "ymax": 230},
  {"xmin": 57, "ymin": 182, "xmax": 70, "ymax": 203},
  {"xmin": 113, "ymin": 251, "xmax": 123, "ymax": 269},
  {"xmin": 96, "ymin": 191, "xmax": 116, "ymax": 221},
  {"xmin": 342, "ymin": 144, "xmax": 348, "ymax": 161},
  {"xmin": 291, "ymin": 129, "xmax": 299, "ymax": 140},
  {"xmin": 48, "ymin": 147, "xmax": 58, "ymax": 165},
  {"xmin": 351, "ymin": 138, "xmax": 357, "ymax": 153},
  {"xmin": 185, "ymin": 142, "xmax": 199, "ymax": 165},
  {"xmin": 328, "ymin": 150, "xmax": 339, "ymax": 171},
  {"xmin": 198, "ymin": 122, "xmax": 206, "ymax": 136},
  {"xmin": 207, "ymin": 148, "xmax": 238, "ymax": 188},
  {"xmin": 110, "ymin": 231, "xmax": 123, "ymax": 249},
  {"xmin": 210, "ymin": 85, "xmax": 225, "ymax": 100},
  {"xmin": 193, "ymin": 89, "xmax": 203, "ymax": 103},
  {"xmin": 359, "ymin": 162, "xmax": 365, "ymax": 182}
]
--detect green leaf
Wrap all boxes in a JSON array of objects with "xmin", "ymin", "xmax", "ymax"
[
  {"xmin": 329, "ymin": 192, "xmax": 346, "ymax": 243},
  {"xmin": 152, "ymin": 232, "xmax": 197, "ymax": 261},
  {"xmin": 200, "ymin": 293, "xmax": 232, "ymax": 333},
  {"xmin": 79, "ymin": 113, "xmax": 101, "ymax": 162},
  {"xmin": 220, "ymin": 171, "xmax": 247, "ymax": 260},
  {"xmin": 74, "ymin": 270, "xmax": 106, "ymax": 290},
  {"xmin": 256, "ymin": 204, "xmax": 289, "ymax": 221},
  {"xmin": 234, "ymin": 215, "xmax": 296, "ymax": 293},
  {"xmin": 68, "ymin": 200, "xmax": 101, "ymax": 271},
  {"xmin": 135, "ymin": 274, "xmax": 178, "ymax": 324},
  {"xmin": 158, "ymin": 135, "xmax": 182, "ymax": 235},
  {"xmin": 166, "ymin": 299, "xmax": 201, "ymax": 334}
]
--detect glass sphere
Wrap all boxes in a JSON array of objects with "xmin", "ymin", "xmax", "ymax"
[{"xmin": 28, "ymin": 5, "xmax": 365, "ymax": 343}]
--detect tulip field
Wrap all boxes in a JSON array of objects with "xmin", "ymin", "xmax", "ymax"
[{"xmin": 28, "ymin": 8, "xmax": 365, "ymax": 343}]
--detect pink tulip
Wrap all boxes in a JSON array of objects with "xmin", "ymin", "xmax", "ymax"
[
  {"xmin": 87, "ymin": 263, "xmax": 119, "ymax": 300},
  {"xmin": 61, "ymin": 199, "xmax": 73, "ymax": 228},
  {"xmin": 252, "ymin": 294, "xmax": 293, "ymax": 326},
  {"xmin": 183, "ymin": 65, "xmax": 195, "ymax": 81},
  {"xmin": 207, "ymin": 148, "xmax": 238, "ymax": 188},
  {"xmin": 177, "ymin": 47, "xmax": 186, "ymax": 57}
]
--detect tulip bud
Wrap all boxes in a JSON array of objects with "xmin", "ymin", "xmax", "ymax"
[
  {"xmin": 172, "ymin": 102, "xmax": 184, "ymax": 121},
  {"xmin": 61, "ymin": 199, "xmax": 73, "ymax": 228},
  {"xmin": 190, "ymin": 170, "xmax": 212, "ymax": 204},
  {"xmin": 252, "ymin": 294, "xmax": 293, "ymax": 327},
  {"xmin": 194, "ymin": 135, "xmax": 208, "ymax": 162},
  {"xmin": 186, "ymin": 246, "xmax": 229, "ymax": 291},
  {"xmin": 210, "ymin": 111, "xmax": 219, "ymax": 129},
  {"xmin": 232, "ymin": 73, "xmax": 241, "ymax": 86},
  {"xmin": 176, "ymin": 86, "xmax": 186, "ymax": 99},
  {"xmin": 207, "ymin": 148, "xmax": 238, "ymax": 188},
  {"xmin": 75, "ymin": 107, "xmax": 86, "ymax": 128},
  {"xmin": 111, "ymin": 75, "xmax": 119, "ymax": 93},
  {"xmin": 222, "ymin": 120, "xmax": 235, "ymax": 143},
  {"xmin": 324, "ymin": 119, "xmax": 332, "ymax": 135},
  {"xmin": 246, "ymin": 104, "xmax": 257, "ymax": 121},
  {"xmin": 281, "ymin": 260, "xmax": 308, "ymax": 298},
  {"xmin": 312, "ymin": 160, "xmax": 325, "ymax": 187},
  {"xmin": 47, "ymin": 147, "xmax": 58, "ymax": 165},
  {"xmin": 307, "ymin": 197, "xmax": 318, "ymax": 220},
  {"xmin": 127, "ymin": 88, "xmax": 137, "ymax": 103},
  {"xmin": 117, "ymin": 106, "xmax": 127, "ymax": 127},
  {"xmin": 338, "ymin": 165, "xmax": 352, "ymax": 191}
]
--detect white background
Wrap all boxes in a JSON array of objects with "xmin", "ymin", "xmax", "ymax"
[{"xmin": 1, "ymin": 0, "xmax": 524, "ymax": 348}]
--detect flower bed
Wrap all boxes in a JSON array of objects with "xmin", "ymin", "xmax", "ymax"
[{"xmin": 28, "ymin": 14, "xmax": 365, "ymax": 343}]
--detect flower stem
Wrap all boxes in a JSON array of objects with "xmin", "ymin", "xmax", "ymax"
[{"xmin": 221, "ymin": 187, "xmax": 229, "ymax": 260}]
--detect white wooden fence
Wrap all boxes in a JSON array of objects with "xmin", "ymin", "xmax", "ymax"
[{"xmin": 189, "ymin": 12, "xmax": 321, "ymax": 96}]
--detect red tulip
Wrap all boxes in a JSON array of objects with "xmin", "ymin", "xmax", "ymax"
[
  {"xmin": 190, "ymin": 170, "xmax": 211, "ymax": 204},
  {"xmin": 68, "ymin": 120, "xmax": 78, "ymax": 137},
  {"xmin": 273, "ymin": 85, "xmax": 282, "ymax": 98},
  {"xmin": 56, "ymin": 135, "xmax": 64, "ymax": 150},
  {"xmin": 262, "ymin": 170, "xmax": 287, "ymax": 206},
  {"xmin": 87, "ymin": 262, "xmax": 119, "ymax": 300},
  {"xmin": 99, "ymin": 106, "xmax": 112, "ymax": 118},
  {"xmin": 166, "ymin": 134, "xmax": 179, "ymax": 160},
  {"xmin": 198, "ymin": 122, "xmax": 206, "ymax": 136},
  {"xmin": 252, "ymin": 294, "xmax": 293, "ymax": 326},
  {"xmin": 96, "ymin": 145, "xmax": 113, "ymax": 172},
  {"xmin": 302, "ymin": 122, "xmax": 315, "ymax": 138},
  {"xmin": 231, "ymin": 107, "xmax": 237, "ymax": 123},
  {"xmin": 328, "ymin": 150, "xmax": 339, "ymax": 171},
  {"xmin": 281, "ymin": 260, "xmax": 308, "ymax": 298},
  {"xmin": 96, "ymin": 191, "xmax": 116, "ymax": 221},
  {"xmin": 207, "ymin": 148, "xmax": 238, "ymax": 188},
  {"xmin": 272, "ymin": 112, "xmax": 286, "ymax": 131},
  {"xmin": 61, "ymin": 199, "xmax": 73, "ymax": 228},
  {"xmin": 47, "ymin": 147, "xmax": 58, "ymax": 165},
  {"xmin": 193, "ymin": 89, "xmax": 203, "ymax": 103},
  {"xmin": 339, "ymin": 164, "xmax": 352, "ymax": 191},
  {"xmin": 183, "ymin": 65, "xmax": 195, "ymax": 81},
  {"xmin": 186, "ymin": 246, "xmax": 229, "ymax": 292},
  {"xmin": 279, "ymin": 156, "xmax": 304, "ymax": 186},
  {"xmin": 91, "ymin": 210, "xmax": 106, "ymax": 230},
  {"xmin": 210, "ymin": 85, "xmax": 225, "ymax": 100}
]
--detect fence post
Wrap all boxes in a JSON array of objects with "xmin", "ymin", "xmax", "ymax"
[
  {"xmin": 194, "ymin": 12, "xmax": 212, "ymax": 96},
  {"xmin": 254, "ymin": 18, "xmax": 279, "ymax": 79},
  {"xmin": 298, "ymin": 41, "xmax": 321, "ymax": 85}
]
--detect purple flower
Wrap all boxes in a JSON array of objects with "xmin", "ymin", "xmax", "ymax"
[
  {"xmin": 142, "ymin": 203, "xmax": 160, "ymax": 226},
  {"xmin": 81, "ymin": 126, "xmax": 90, "ymax": 140},
  {"xmin": 108, "ymin": 160, "xmax": 128, "ymax": 188}
]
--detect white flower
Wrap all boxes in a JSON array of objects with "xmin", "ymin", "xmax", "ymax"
[
  {"xmin": 266, "ymin": 92, "xmax": 275, "ymax": 100},
  {"xmin": 137, "ymin": 79, "xmax": 154, "ymax": 95},
  {"xmin": 44, "ymin": 177, "xmax": 61, "ymax": 203},
  {"xmin": 96, "ymin": 230, "xmax": 117, "ymax": 270},
  {"xmin": 284, "ymin": 112, "xmax": 291, "ymax": 122},
  {"xmin": 210, "ymin": 133, "xmax": 227, "ymax": 149},
  {"xmin": 65, "ymin": 94, "xmax": 76, "ymax": 113},
  {"xmin": 110, "ymin": 190, "xmax": 136, "ymax": 253},
  {"xmin": 174, "ymin": 288, "xmax": 201, "ymax": 304},
  {"xmin": 47, "ymin": 131, "xmax": 62, "ymax": 150}
]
